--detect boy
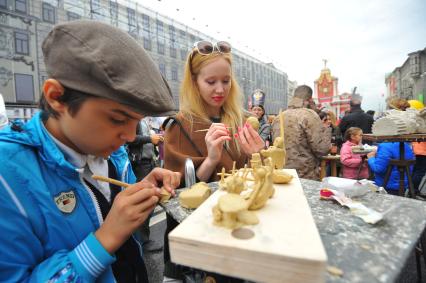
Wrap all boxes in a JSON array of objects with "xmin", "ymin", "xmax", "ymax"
[{"xmin": 0, "ymin": 20, "xmax": 180, "ymax": 282}]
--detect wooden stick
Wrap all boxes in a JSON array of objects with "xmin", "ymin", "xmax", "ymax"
[
  {"xmin": 92, "ymin": 175, "xmax": 129, "ymax": 188},
  {"xmin": 92, "ymin": 175, "xmax": 170, "ymax": 197},
  {"xmin": 195, "ymin": 127, "xmax": 233, "ymax": 132},
  {"xmin": 279, "ymin": 108, "xmax": 284, "ymax": 140}
]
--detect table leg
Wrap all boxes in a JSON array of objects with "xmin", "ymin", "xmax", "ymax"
[
  {"xmin": 383, "ymin": 165, "xmax": 393, "ymax": 190},
  {"xmin": 406, "ymin": 166, "xmax": 416, "ymax": 198},
  {"xmin": 320, "ymin": 160, "xmax": 326, "ymax": 180},
  {"xmin": 398, "ymin": 142, "xmax": 406, "ymax": 197},
  {"xmin": 331, "ymin": 160, "xmax": 337, "ymax": 177},
  {"xmin": 398, "ymin": 166, "xmax": 405, "ymax": 197}
]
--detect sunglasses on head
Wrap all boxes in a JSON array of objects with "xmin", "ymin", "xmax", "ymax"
[{"xmin": 192, "ymin": 40, "xmax": 232, "ymax": 55}]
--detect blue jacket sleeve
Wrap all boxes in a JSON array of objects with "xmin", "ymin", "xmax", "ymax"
[
  {"xmin": 368, "ymin": 143, "xmax": 393, "ymax": 174},
  {"xmin": 0, "ymin": 175, "xmax": 115, "ymax": 282}
]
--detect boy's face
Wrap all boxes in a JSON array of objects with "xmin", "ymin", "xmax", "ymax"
[{"xmin": 49, "ymin": 97, "xmax": 143, "ymax": 158}]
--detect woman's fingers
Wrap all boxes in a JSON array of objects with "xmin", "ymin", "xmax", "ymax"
[{"xmin": 237, "ymin": 123, "xmax": 265, "ymax": 154}]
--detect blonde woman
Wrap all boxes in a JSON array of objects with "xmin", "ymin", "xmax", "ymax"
[
  {"xmin": 163, "ymin": 41, "xmax": 264, "ymax": 282},
  {"xmin": 164, "ymin": 41, "xmax": 264, "ymax": 184}
]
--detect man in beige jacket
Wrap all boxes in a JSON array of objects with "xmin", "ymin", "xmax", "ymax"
[{"xmin": 272, "ymin": 85, "xmax": 331, "ymax": 180}]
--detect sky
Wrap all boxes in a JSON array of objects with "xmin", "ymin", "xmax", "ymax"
[{"xmin": 136, "ymin": 0, "xmax": 426, "ymax": 112}]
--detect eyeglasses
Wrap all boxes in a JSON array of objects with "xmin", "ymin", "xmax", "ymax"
[{"xmin": 192, "ymin": 41, "xmax": 232, "ymax": 55}]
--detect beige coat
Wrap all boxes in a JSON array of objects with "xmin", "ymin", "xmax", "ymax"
[
  {"xmin": 272, "ymin": 98, "xmax": 331, "ymax": 180},
  {"xmin": 164, "ymin": 113, "xmax": 249, "ymax": 187}
]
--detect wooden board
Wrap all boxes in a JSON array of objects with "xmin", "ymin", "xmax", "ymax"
[{"xmin": 169, "ymin": 169, "xmax": 327, "ymax": 283}]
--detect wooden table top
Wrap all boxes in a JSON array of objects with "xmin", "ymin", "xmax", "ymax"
[{"xmin": 363, "ymin": 133, "xmax": 426, "ymax": 143}]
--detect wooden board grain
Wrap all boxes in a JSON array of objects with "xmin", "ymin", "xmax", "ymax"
[{"xmin": 169, "ymin": 169, "xmax": 327, "ymax": 283}]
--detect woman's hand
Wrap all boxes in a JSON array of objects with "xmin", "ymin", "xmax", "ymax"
[
  {"xmin": 235, "ymin": 122, "xmax": 265, "ymax": 155},
  {"xmin": 205, "ymin": 123, "xmax": 231, "ymax": 164}
]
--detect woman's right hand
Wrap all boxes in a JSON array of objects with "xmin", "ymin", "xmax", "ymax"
[
  {"xmin": 95, "ymin": 181, "xmax": 161, "ymax": 254},
  {"xmin": 205, "ymin": 123, "xmax": 231, "ymax": 164}
]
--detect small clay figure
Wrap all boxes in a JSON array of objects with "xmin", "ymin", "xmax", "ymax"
[
  {"xmin": 246, "ymin": 116, "xmax": 260, "ymax": 131},
  {"xmin": 260, "ymin": 137, "xmax": 286, "ymax": 169},
  {"xmin": 179, "ymin": 182, "xmax": 211, "ymax": 209}
]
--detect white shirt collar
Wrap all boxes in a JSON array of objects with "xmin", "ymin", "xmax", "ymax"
[{"xmin": 44, "ymin": 125, "xmax": 111, "ymax": 201}]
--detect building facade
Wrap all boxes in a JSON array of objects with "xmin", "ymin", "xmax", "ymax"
[
  {"xmin": 313, "ymin": 61, "xmax": 350, "ymax": 118},
  {"xmin": 0, "ymin": 0, "xmax": 288, "ymax": 120},
  {"xmin": 385, "ymin": 47, "xmax": 426, "ymax": 104}
]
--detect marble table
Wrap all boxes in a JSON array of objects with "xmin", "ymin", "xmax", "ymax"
[{"xmin": 161, "ymin": 179, "xmax": 426, "ymax": 283}]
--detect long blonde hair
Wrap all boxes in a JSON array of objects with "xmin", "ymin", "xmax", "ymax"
[{"xmin": 179, "ymin": 49, "xmax": 244, "ymax": 136}]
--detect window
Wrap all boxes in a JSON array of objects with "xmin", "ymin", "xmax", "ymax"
[
  {"xmin": 179, "ymin": 30, "xmax": 186, "ymax": 45},
  {"xmin": 127, "ymin": 8, "xmax": 136, "ymax": 31},
  {"xmin": 14, "ymin": 31, "xmax": 29, "ymax": 55},
  {"xmin": 142, "ymin": 14, "xmax": 150, "ymax": 31},
  {"xmin": 42, "ymin": 2, "xmax": 56, "ymax": 24},
  {"xmin": 170, "ymin": 46, "xmax": 176, "ymax": 58},
  {"xmin": 110, "ymin": 1, "xmax": 118, "ymax": 25},
  {"xmin": 156, "ymin": 20, "xmax": 164, "ymax": 38},
  {"xmin": 159, "ymin": 63, "xmax": 166, "ymax": 78},
  {"xmin": 91, "ymin": 0, "xmax": 101, "ymax": 13},
  {"xmin": 0, "ymin": 0, "xmax": 7, "ymax": 9},
  {"xmin": 67, "ymin": 11, "xmax": 81, "ymax": 21},
  {"xmin": 143, "ymin": 37, "xmax": 151, "ymax": 51},
  {"xmin": 171, "ymin": 65, "xmax": 178, "ymax": 81},
  {"xmin": 15, "ymin": 0, "xmax": 26, "ymax": 13},
  {"xmin": 15, "ymin": 74, "xmax": 34, "ymax": 102},
  {"xmin": 180, "ymin": 48, "xmax": 187, "ymax": 60},
  {"xmin": 169, "ymin": 25, "xmax": 176, "ymax": 44},
  {"xmin": 157, "ymin": 42, "xmax": 164, "ymax": 55}
]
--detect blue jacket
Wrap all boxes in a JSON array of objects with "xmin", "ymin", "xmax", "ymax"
[
  {"xmin": 368, "ymin": 142, "xmax": 414, "ymax": 191},
  {"xmin": 0, "ymin": 112, "xmax": 137, "ymax": 282}
]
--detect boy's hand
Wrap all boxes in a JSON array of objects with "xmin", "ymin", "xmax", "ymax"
[
  {"xmin": 143, "ymin": 168, "xmax": 181, "ymax": 196},
  {"xmin": 95, "ymin": 181, "xmax": 160, "ymax": 254}
]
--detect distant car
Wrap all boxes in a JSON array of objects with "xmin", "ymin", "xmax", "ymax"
[{"xmin": 0, "ymin": 94, "xmax": 8, "ymax": 130}]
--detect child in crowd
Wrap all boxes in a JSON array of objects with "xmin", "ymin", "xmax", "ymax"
[
  {"xmin": 340, "ymin": 127, "xmax": 369, "ymax": 179},
  {"xmin": 0, "ymin": 20, "xmax": 181, "ymax": 282},
  {"xmin": 368, "ymin": 142, "xmax": 415, "ymax": 195}
]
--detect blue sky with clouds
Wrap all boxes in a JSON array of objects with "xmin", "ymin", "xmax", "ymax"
[{"xmin": 138, "ymin": 0, "xmax": 426, "ymax": 112}]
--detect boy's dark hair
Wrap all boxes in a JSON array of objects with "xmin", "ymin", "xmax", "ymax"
[
  {"xmin": 344, "ymin": 127, "xmax": 362, "ymax": 142},
  {"xmin": 39, "ymin": 87, "xmax": 96, "ymax": 119}
]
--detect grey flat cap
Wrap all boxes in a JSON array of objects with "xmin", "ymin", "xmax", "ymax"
[{"xmin": 42, "ymin": 20, "xmax": 175, "ymax": 116}]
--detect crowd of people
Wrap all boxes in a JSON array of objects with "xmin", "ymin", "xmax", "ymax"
[{"xmin": 0, "ymin": 20, "xmax": 425, "ymax": 283}]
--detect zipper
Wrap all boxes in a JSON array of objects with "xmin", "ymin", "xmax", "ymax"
[{"xmin": 78, "ymin": 173, "xmax": 103, "ymax": 226}]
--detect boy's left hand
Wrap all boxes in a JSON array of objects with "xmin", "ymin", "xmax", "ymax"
[
  {"xmin": 143, "ymin": 168, "xmax": 181, "ymax": 196},
  {"xmin": 236, "ymin": 122, "xmax": 265, "ymax": 155}
]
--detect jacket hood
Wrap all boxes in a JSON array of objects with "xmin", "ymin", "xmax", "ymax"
[{"xmin": 0, "ymin": 112, "xmax": 128, "ymax": 174}]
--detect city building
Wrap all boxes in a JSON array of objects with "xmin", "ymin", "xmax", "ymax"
[
  {"xmin": 0, "ymin": 0, "xmax": 288, "ymax": 120},
  {"xmin": 313, "ymin": 60, "xmax": 350, "ymax": 118},
  {"xmin": 385, "ymin": 47, "xmax": 426, "ymax": 104},
  {"xmin": 286, "ymin": 79, "xmax": 297, "ymax": 104}
]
